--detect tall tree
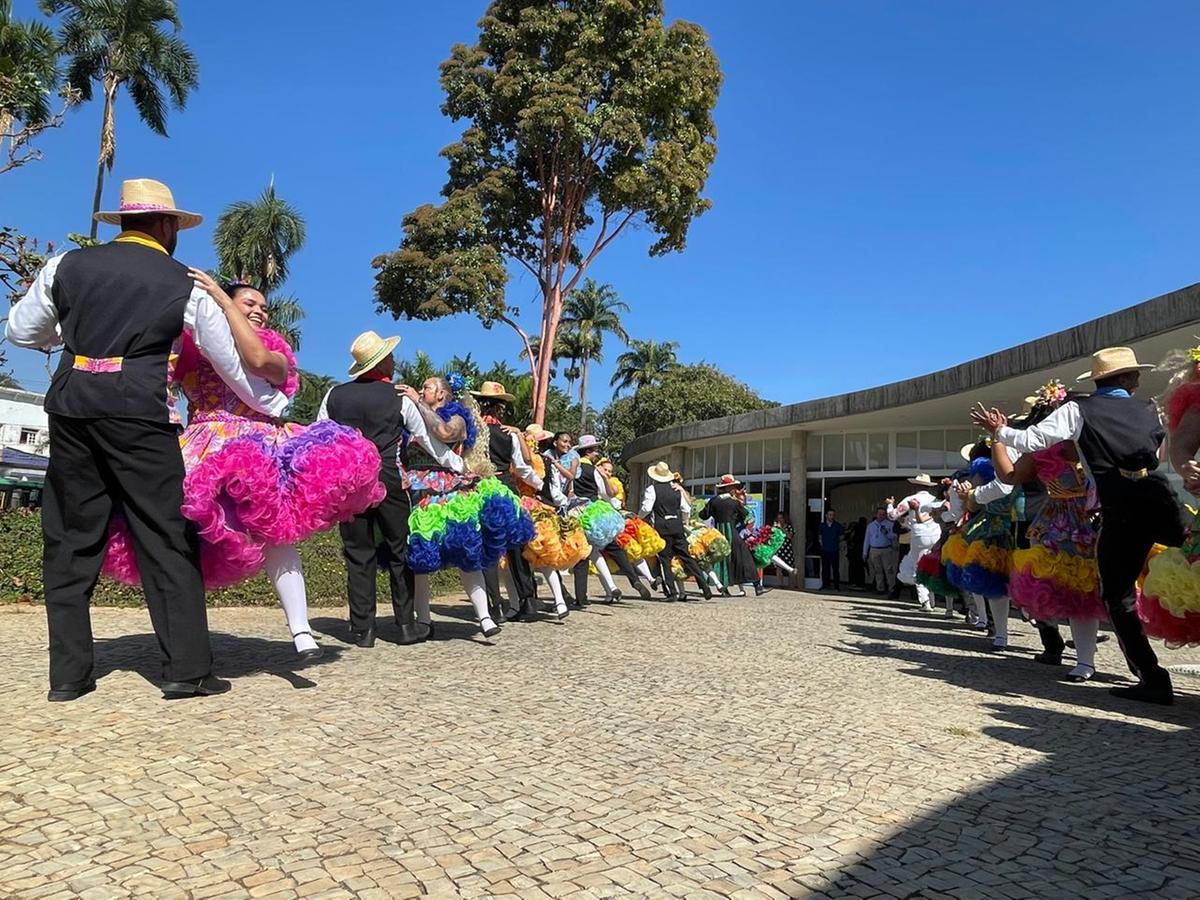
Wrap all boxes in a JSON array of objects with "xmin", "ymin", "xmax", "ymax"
[
  {"xmin": 610, "ymin": 338, "xmax": 679, "ymax": 396},
  {"xmin": 214, "ymin": 180, "xmax": 306, "ymax": 293},
  {"xmin": 43, "ymin": 0, "xmax": 198, "ymax": 238},
  {"xmin": 373, "ymin": 0, "xmax": 721, "ymax": 423},
  {"xmin": 1, "ymin": 0, "xmax": 66, "ymax": 173},
  {"xmin": 264, "ymin": 293, "xmax": 304, "ymax": 351},
  {"xmin": 560, "ymin": 279, "xmax": 627, "ymax": 431}
]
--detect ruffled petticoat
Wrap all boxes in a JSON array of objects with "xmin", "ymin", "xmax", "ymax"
[
  {"xmin": 944, "ymin": 512, "xmax": 1013, "ymax": 599},
  {"xmin": 1138, "ymin": 513, "xmax": 1200, "ymax": 648},
  {"xmin": 745, "ymin": 525, "xmax": 786, "ymax": 568},
  {"xmin": 521, "ymin": 497, "xmax": 591, "ymax": 570},
  {"xmin": 613, "ymin": 517, "xmax": 666, "ymax": 563},
  {"xmin": 916, "ymin": 547, "xmax": 959, "ymax": 597},
  {"xmin": 407, "ymin": 475, "xmax": 534, "ymax": 574},
  {"xmin": 569, "ymin": 500, "xmax": 625, "ymax": 550},
  {"xmin": 671, "ymin": 524, "xmax": 731, "ymax": 577},
  {"xmin": 103, "ymin": 415, "xmax": 385, "ymax": 588}
]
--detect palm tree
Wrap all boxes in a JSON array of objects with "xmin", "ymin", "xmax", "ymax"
[
  {"xmin": 44, "ymin": 0, "xmax": 199, "ymax": 238},
  {"xmin": 214, "ymin": 179, "xmax": 306, "ymax": 293},
  {"xmin": 1, "ymin": 0, "xmax": 60, "ymax": 132},
  {"xmin": 266, "ymin": 294, "xmax": 304, "ymax": 351},
  {"xmin": 480, "ymin": 359, "xmax": 517, "ymax": 387},
  {"xmin": 560, "ymin": 279, "xmax": 629, "ymax": 432},
  {"xmin": 394, "ymin": 350, "xmax": 436, "ymax": 389},
  {"xmin": 610, "ymin": 338, "xmax": 680, "ymax": 396}
]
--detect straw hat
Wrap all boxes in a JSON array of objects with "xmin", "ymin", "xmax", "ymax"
[
  {"xmin": 469, "ymin": 381, "xmax": 515, "ymax": 403},
  {"xmin": 959, "ymin": 438, "xmax": 991, "ymax": 461},
  {"xmin": 94, "ymin": 178, "xmax": 203, "ymax": 229},
  {"xmin": 715, "ymin": 474, "xmax": 742, "ymax": 491},
  {"xmin": 907, "ymin": 474, "xmax": 937, "ymax": 488},
  {"xmin": 648, "ymin": 462, "xmax": 674, "ymax": 483},
  {"xmin": 347, "ymin": 330, "xmax": 400, "ymax": 377},
  {"xmin": 1075, "ymin": 347, "xmax": 1154, "ymax": 383},
  {"xmin": 525, "ymin": 423, "xmax": 553, "ymax": 442},
  {"xmin": 575, "ymin": 434, "xmax": 601, "ymax": 452}
]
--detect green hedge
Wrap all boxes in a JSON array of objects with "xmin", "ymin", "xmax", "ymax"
[{"xmin": 0, "ymin": 509, "xmax": 459, "ymax": 607}]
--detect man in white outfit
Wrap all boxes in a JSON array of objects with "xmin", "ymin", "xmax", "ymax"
[{"xmin": 888, "ymin": 475, "xmax": 945, "ymax": 612}]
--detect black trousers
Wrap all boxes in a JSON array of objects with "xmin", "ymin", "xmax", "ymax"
[
  {"xmin": 821, "ymin": 551, "xmax": 840, "ymax": 588},
  {"xmin": 338, "ymin": 469, "xmax": 412, "ymax": 631},
  {"xmin": 657, "ymin": 532, "xmax": 711, "ymax": 597},
  {"xmin": 606, "ymin": 545, "xmax": 642, "ymax": 589},
  {"xmin": 484, "ymin": 548, "xmax": 536, "ymax": 612},
  {"xmin": 1095, "ymin": 476, "xmax": 1185, "ymax": 686},
  {"xmin": 42, "ymin": 415, "xmax": 211, "ymax": 688}
]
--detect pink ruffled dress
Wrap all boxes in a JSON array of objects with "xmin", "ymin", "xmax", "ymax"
[
  {"xmin": 1137, "ymin": 380, "xmax": 1200, "ymax": 647},
  {"xmin": 103, "ymin": 328, "xmax": 385, "ymax": 587}
]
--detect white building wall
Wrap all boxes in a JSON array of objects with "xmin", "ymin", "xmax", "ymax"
[{"xmin": 0, "ymin": 389, "xmax": 49, "ymax": 455}]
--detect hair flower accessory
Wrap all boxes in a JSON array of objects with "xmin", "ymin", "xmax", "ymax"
[
  {"xmin": 446, "ymin": 372, "xmax": 466, "ymax": 397},
  {"xmin": 1035, "ymin": 379, "xmax": 1068, "ymax": 407}
]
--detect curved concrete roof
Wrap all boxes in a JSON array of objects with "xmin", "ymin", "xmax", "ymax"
[{"xmin": 624, "ymin": 281, "xmax": 1200, "ymax": 463}]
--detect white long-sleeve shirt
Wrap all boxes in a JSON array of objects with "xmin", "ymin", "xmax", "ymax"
[
  {"xmin": 639, "ymin": 483, "xmax": 692, "ymax": 519},
  {"xmin": 888, "ymin": 490, "xmax": 942, "ymax": 525},
  {"xmin": 972, "ymin": 444, "xmax": 1020, "ymax": 506},
  {"xmin": 7, "ymin": 252, "xmax": 288, "ymax": 418}
]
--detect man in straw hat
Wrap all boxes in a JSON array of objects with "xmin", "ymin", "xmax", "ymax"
[
  {"xmin": 973, "ymin": 346, "xmax": 1185, "ymax": 705},
  {"xmin": 639, "ymin": 462, "xmax": 713, "ymax": 600},
  {"xmin": 471, "ymin": 381, "xmax": 542, "ymax": 619},
  {"xmin": 6, "ymin": 178, "xmax": 289, "ymax": 701},
  {"xmin": 886, "ymin": 475, "xmax": 946, "ymax": 613},
  {"xmin": 318, "ymin": 331, "xmax": 460, "ymax": 646}
]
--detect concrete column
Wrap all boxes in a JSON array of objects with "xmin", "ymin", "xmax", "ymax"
[
  {"xmin": 788, "ymin": 430, "xmax": 809, "ymax": 587},
  {"xmin": 627, "ymin": 461, "xmax": 646, "ymax": 507},
  {"xmin": 668, "ymin": 445, "xmax": 686, "ymax": 476}
]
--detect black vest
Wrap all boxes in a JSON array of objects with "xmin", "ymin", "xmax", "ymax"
[
  {"xmin": 1076, "ymin": 394, "xmax": 1164, "ymax": 478},
  {"xmin": 44, "ymin": 241, "xmax": 191, "ymax": 422},
  {"xmin": 487, "ymin": 423, "xmax": 518, "ymax": 490},
  {"xmin": 649, "ymin": 482, "xmax": 686, "ymax": 535},
  {"xmin": 575, "ymin": 460, "xmax": 599, "ymax": 500},
  {"xmin": 325, "ymin": 379, "xmax": 405, "ymax": 478},
  {"xmin": 705, "ymin": 494, "xmax": 746, "ymax": 526}
]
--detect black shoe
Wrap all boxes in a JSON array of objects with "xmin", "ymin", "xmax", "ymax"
[
  {"xmin": 292, "ymin": 631, "xmax": 324, "ymax": 660},
  {"xmin": 663, "ymin": 593, "xmax": 677, "ymax": 602},
  {"xmin": 556, "ymin": 606, "xmax": 570, "ymax": 621},
  {"xmin": 651, "ymin": 577, "xmax": 663, "ymax": 591},
  {"xmin": 47, "ymin": 680, "xmax": 96, "ymax": 702},
  {"xmin": 607, "ymin": 588, "xmax": 623, "ymax": 604},
  {"xmin": 395, "ymin": 622, "xmax": 432, "ymax": 645},
  {"xmin": 635, "ymin": 579, "xmax": 653, "ymax": 601},
  {"xmin": 1110, "ymin": 682, "xmax": 1173, "ymax": 705},
  {"xmin": 755, "ymin": 586, "xmax": 773, "ymax": 597},
  {"xmin": 1033, "ymin": 652, "xmax": 1063, "ymax": 666},
  {"xmin": 479, "ymin": 617, "xmax": 501, "ymax": 638},
  {"xmin": 719, "ymin": 586, "xmax": 732, "ymax": 597},
  {"xmin": 418, "ymin": 621, "xmax": 436, "ymax": 640},
  {"xmin": 520, "ymin": 597, "xmax": 542, "ymax": 620},
  {"xmin": 350, "ymin": 627, "xmax": 376, "ymax": 648},
  {"xmin": 161, "ymin": 675, "xmax": 232, "ymax": 700}
]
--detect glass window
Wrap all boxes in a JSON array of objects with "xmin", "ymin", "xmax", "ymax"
[
  {"xmin": 868, "ymin": 433, "xmax": 889, "ymax": 470},
  {"xmin": 919, "ymin": 430, "xmax": 946, "ymax": 470},
  {"xmin": 744, "ymin": 440, "xmax": 764, "ymax": 475},
  {"xmin": 764, "ymin": 438, "xmax": 782, "ymax": 474},
  {"xmin": 731, "ymin": 442, "xmax": 748, "ymax": 476},
  {"xmin": 822, "ymin": 434, "xmax": 844, "ymax": 472},
  {"xmin": 704, "ymin": 446, "xmax": 718, "ymax": 478},
  {"xmin": 896, "ymin": 432, "xmax": 918, "ymax": 469},
  {"xmin": 688, "ymin": 448, "xmax": 703, "ymax": 480},
  {"xmin": 765, "ymin": 480, "xmax": 782, "ymax": 523},
  {"xmin": 845, "ymin": 433, "xmax": 867, "ymax": 471},
  {"xmin": 711, "ymin": 444, "xmax": 729, "ymax": 477},
  {"xmin": 945, "ymin": 429, "xmax": 973, "ymax": 470}
]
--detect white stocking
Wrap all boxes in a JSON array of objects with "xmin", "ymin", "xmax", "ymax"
[
  {"xmin": 1069, "ymin": 618, "xmax": 1099, "ymax": 672},
  {"xmin": 590, "ymin": 549, "xmax": 617, "ymax": 593},
  {"xmin": 462, "ymin": 570, "xmax": 494, "ymax": 628},
  {"xmin": 414, "ymin": 573, "xmax": 431, "ymax": 625},
  {"xmin": 543, "ymin": 569, "xmax": 567, "ymax": 614},
  {"xmin": 770, "ymin": 554, "xmax": 795, "ymax": 575},
  {"xmin": 988, "ymin": 595, "xmax": 1010, "ymax": 644},
  {"xmin": 635, "ymin": 559, "xmax": 655, "ymax": 581},
  {"xmin": 707, "ymin": 570, "xmax": 723, "ymax": 590},
  {"xmin": 265, "ymin": 544, "xmax": 316, "ymax": 652}
]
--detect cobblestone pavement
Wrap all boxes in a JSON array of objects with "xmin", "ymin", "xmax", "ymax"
[{"xmin": 2, "ymin": 586, "xmax": 1199, "ymax": 899}]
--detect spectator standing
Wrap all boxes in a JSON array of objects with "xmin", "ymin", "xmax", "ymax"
[
  {"xmin": 818, "ymin": 509, "xmax": 845, "ymax": 590},
  {"xmin": 862, "ymin": 507, "xmax": 897, "ymax": 594}
]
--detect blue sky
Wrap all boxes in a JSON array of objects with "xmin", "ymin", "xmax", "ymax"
[{"xmin": 6, "ymin": 1, "xmax": 1200, "ymax": 406}]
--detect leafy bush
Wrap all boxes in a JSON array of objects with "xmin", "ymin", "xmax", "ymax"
[{"xmin": 1, "ymin": 509, "xmax": 459, "ymax": 606}]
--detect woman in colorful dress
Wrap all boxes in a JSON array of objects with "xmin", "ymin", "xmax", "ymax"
[
  {"xmin": 944, "ymin": 455, "xmax": 1017, "ymax": 649},
  {"xmin": 400, "ymin": 376, "xmax": 534, "ymax": 638},
  {"xmin": 103, "ymin": 273, "xmax": 386, "ymax": 659},
  {"xmin": 992, "ymin": 382, "xmax": 1106, "ymax": 680},
  {"xmin": 518, "ymin": 424, "xmax": 590, "ymax": 618},
  {"xmin": 1138, "ymin": 346, "xmax": 1200, "ymax": 647},
  {"xmin": 703, "ymin": 476, "xmax": 758, "ymax": 596}
]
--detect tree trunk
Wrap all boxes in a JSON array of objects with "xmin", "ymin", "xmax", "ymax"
[
  {"xmin": 89, "ymin": 84, "xmax": 116, "ymax": 240},
  {"xmin": 533, "ymin": 283, "xmax": 563, "ymax": 424},
  {"xmin": 579, "ymin": 350, "xmax": 590, "ymax": 434}
]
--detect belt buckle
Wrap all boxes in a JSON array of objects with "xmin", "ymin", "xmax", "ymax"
[{"xmin": 1119, "ymin": 467, "xmax": 1148, "ymax": 481}]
